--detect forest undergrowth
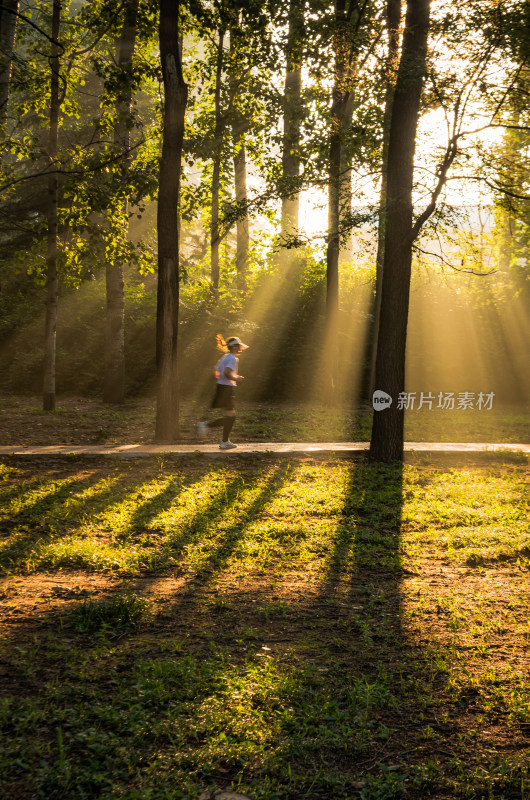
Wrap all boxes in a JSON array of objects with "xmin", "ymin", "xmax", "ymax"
[
  {"xmin": 1, "ymin": 394, "xmax": 529, "ymax": 446},
  {"xmin": 0, "ymin": 453, "xmax": 529, "ymax": 799}
]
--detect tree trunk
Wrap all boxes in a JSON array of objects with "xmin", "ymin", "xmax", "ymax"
[
  {"xmin": 327, "ymin": 117, "xmax": 341, "ymax": 322},
  {"xmin": 498, "ymin": 208, "xmax": 514, "ymax": 272},
  {"xmin": 42, "ymin": 0, "xmax": 61, "ymax": 412},
  {"xmin": 369, "ymin": 0, "xmax": 431, "ymax": 462},
  {"xmin": 281, "ymin": 0, "xmax": 303, "ymax": 241},
  {"xmin": 325, "ymin": 0, "xmax": 351, "ymax": 401},
  {"xmin": 338, "ymin": 122, "xmax": 353, "ymax": 261},
  {"xmin": 210, "ymin": 28, "xmax": 224, "ymax": 299},
  {"xmin": 327, "ymin": 0, "xmax": 355, "ymax": 323},
  {"xmin": 0, "ymin": 0, "xmax": 19, "ymax": 150},
  {"xmin": 369, "ymin": 0, "xmax": 402, "ymax": 395},
  {"xmin": 233, "ymin": 132, "xmax": 248, "ymax": 292},
  {"xmin": 338, "ymin": 75, "xmax": 358, "ymax": 262},
  {"xmin": 230, "ymin": 18, "xmax": 249, "ymax": 294},
  {"xmin": 155, "ymin": 0, "xmax": 188, "ymax": 442},
  {"xmin": 497, "ymin": 122, "xmax": 518, "ymax": 273},
  {"xmin": 103, "ymin": 0, "xmax": 139, "ymax": 404}
]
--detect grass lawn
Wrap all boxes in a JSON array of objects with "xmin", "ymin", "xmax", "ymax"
[{"xmin": 0, "ymin": 451, "xmax": 529, "ymax": 800}]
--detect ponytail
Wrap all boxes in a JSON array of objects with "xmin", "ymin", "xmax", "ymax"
[{"xmin": 216, "ymin": 333, "xmax": 229, "ymax": 353}]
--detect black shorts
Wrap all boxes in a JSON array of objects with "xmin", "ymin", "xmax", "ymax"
[{"xmin": 211, "ymin": 384, "xmax": 235, "ymax": 411}]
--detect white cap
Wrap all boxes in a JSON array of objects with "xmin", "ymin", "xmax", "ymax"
[{"xmin": 226, "ymin": 337, "xmax": 248, "ymax": 350}]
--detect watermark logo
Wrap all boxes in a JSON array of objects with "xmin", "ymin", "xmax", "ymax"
[
  {"xmin": 397, "ymin": 391, "xmax": 495, "ymax": 411},
  {"xmin": 372, "ymin": 390, "xmax": 495, "ymax": 411},
  {"xmin": 373, "ymin": 390, "xmax": 392, "ymax": 410}
]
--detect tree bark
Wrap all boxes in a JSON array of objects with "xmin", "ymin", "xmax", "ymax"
[
  {"xmin": 229, "ymin": 18, "xmax": 249, "ymax": 294},
  {"xmin": 326, "ymin": 0, "xmax": 358, "ymax": 323},
  {"xmin": 210, "ymin": 27, "xmax": 224, "ymax": 299},
  {"xmin": 369, "ymin": 0, "xmax": 402, "ymax": 394},
  {"xmin": 233, "ymin": 131, "xmax": 248, "ymax": 292},
  {"xmin": 281, "ymin": 0, "xmax": 303, "ymax": 241},
  {"xmin": 103, "ymin": 0, "xmax": 139, "ymax": 404},
  {"xmin": 325, "ymin": 0, "xmax": 354, "ymax": 401},
  {"xmin": 155, "ymin": 0, "xmax": 188, "ymax": 442},
  {"xmin": 338, "ymin": 109, "xmax": 354, "ymax": 260},
  {"xmin": 0, "ymin": 0, "xmax": 19, "ymax": 150},
  {"xmin": 498, "ymin": 208, "xmax": 514, "ymax": 272},
  {"xmin": 42, "ymin": 0, "xmax": 61, "ymax": 412},
  {"xmin": 369, "ymin": 0, "xmax": 431, "ymax": 461},
  {"xmin": 327, "ymin": 116, "xmax": 341, "ymax": 322}
]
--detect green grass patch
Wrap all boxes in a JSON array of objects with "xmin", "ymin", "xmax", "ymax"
[
  {"xmin": 0, "ymin": 457, "xmax": 527, "ymax": 576},
  {"xmin": 0, "ymin": 454, "xmax": 529, "ymax": 799},
  {"xmin": 62, "ymin": 592, "xmax": 150, "ymax": 633}
]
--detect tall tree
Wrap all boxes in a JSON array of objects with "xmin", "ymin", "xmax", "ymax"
[
  {"xmin": 324, "ymin": 0, "xmax": 352, "ymax": 401},
  {"xmin": 103, "ymin": 0, "xmax": 139, "ymax": 404},
  {"xmin": 321, "ymin": 0, "xmax": 379, "ymax": 401},
  {"xmin": 182, "ymin": 0, "xmax": 277, "ymax": 298},
  {"xmin": 210, "ymin": 19, "xmax": 225, "ymax": 298},
  {"xmin": 42, "ymin": 0, "xmax": 61, "ymax": 412},
  {"xmin": 155, "ymin": 0, "xmax": 188, "ymax": 441},
  {"xmin": 0, "ymin": 0, "xmax": 19, "ymax": 149},
  {"xmin": 485, "ymin": 0, "xmax": 530, "ymax": 277},
  {"xmin": 281, "ymin": 0, "xmax": 304, "ymax": 243},
  {"xmin": 370, "ymin": 0, "xmax": 430, "ymax": 461},
  {"xmin": 326, "ymin": 0, "xmax": 377, "ymax": 322},
  {"xmin": 229, "ymin": 13, "xmax": 249, "ymax": 293},
  {"xmin": 326, "ymin": 0, "xmax": 348, "ymax": 323},
  {"xmin": 369, "ymin": 0, "xmax": 401, "ymax": 393}
]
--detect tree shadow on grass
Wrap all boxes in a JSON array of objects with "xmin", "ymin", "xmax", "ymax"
[
  {"xmin": 262, "ymin": 458, "xmax": 408, "ymax": 795},
  {"xmin": 2, "ymin": 456, "xmax": 528, "ymax": 800},
  {"xmin": 0, "ymin": 470, "xmax": 110, "ymax": 571},
  {"xmin": 0, "ymin": 455, "xmax": 292, "ymax": 579},
  {"xmin": 138, "ymin": 460, "xmax": 295, "ymax": 593},
  {"xmin": 0, "ymin": 472, "xmax": 55, "ymax": 505},
  {"xmin": 322, "ymin": 460, "xmax": 403, "ymax": 594},
  {"xmin": 106, "ymin": 469, "xmax": 237, "ymax": 546},
  {"xmin": 106, "ymin": 458, "xmax": 416, "ymax": 797},
  {"xmin": 121, "ymin": 462, "xmax": 289, "ymax": 574},
  {"xmin": 0, "ymin": 458, "xmax": 235, "ymax": 573}
]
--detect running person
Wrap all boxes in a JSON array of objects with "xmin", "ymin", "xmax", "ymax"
[{"xmin": 198, "ymin": 334, "xmax": 248, "ymax": 449}]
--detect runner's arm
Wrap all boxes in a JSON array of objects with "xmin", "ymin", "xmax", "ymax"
[{"xmin": 224, "ymin": 366, "xmax": 244, "ymax": 383}]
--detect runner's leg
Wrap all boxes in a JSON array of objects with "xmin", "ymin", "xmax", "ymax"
[{"xmin": 222, "ymin": 411, "xmax": 235, "ymax": 442}]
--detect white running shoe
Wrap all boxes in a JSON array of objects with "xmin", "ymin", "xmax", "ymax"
[
  {"xmin": 219, "ymin": 441, "xmax": 237, "ymax": 450},
  {"xmin": 197, "ymin": 422, "xmax": 209, "ymax": 438}
]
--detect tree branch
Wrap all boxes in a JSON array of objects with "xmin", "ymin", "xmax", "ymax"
[
  {"xmin": 0, "ymin": 3, "xmax": 64, "ymax": 50},
  {"xmin": 413, "ymin": 244, "xmax": 497, "ymax": 276},
  {"xmin": 0, "ymin": 138, "xmax": 148, "ymax": 193},
  {"xmin": 410, "ymin": 136, "xmax": 459, "ymax": 241}
]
